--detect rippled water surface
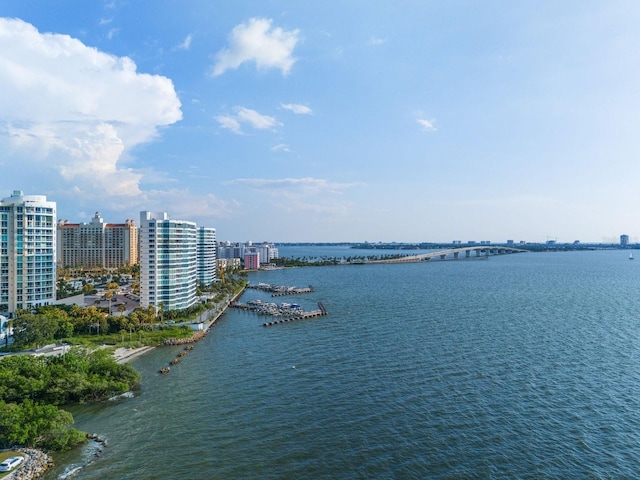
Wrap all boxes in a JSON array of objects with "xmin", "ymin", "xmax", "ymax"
[{"xmin": 47, "ymin": 250, "xmax": 640, "ymax": 479}]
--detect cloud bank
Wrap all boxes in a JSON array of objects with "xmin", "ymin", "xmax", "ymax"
[
  {"xmin": 0, "ymin": 17, "xmax": 182, "ymax": 199},
  {"xmin": 229, "ymin": 177, "xmax": 362, "ymax": 216},
  {"xmin": 230, "ymin": 177, "xmax": 361, "ymax": 197}
]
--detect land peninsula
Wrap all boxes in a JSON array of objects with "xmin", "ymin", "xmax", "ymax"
[{"xmin": 0, "ymin": 271, "xmax": 248, "ymax": 478}]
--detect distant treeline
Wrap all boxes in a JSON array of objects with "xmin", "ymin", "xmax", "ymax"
[
  {"xmin": 350, "ymin": 243, "xmax": 638, "ymax": 252},
  {"xmin": 274, "ymin": 241, "xmax": 637, "ymax": 252},
  {"xmin": 273, "ymin": 253, "xmax": 407, "ymax": 267}
]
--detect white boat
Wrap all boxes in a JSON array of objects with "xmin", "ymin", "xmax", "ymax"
[{"xmin": 630, "ymin": 253, "xmax": 634, "ymax": 260}]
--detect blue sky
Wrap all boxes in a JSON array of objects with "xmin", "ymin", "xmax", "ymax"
[{"xmin": 1, "ymin": 1, "xmax": 639, "ymax": 243}]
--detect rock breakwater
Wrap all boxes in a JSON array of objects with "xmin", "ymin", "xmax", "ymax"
[
  {"xmin": 162, "ymin": 330, "xmax": 207, "ymax": 345},
  {"xmin": 11, "ymin": 449, "xmax": 53, "ymax": 480}
]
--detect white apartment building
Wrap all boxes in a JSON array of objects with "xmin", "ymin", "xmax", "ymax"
[
  {"xmin": 139, "ymin": 211, "xmax": 198, "ymax": 311},
  {"xmin": 197, "ymin": 227, "xmax": 217, "ymax": 286},
  {"xmin": 57, "ymin": 212, "xmax": 138, "ymax": 269},
  {"xmin": 0, "ymin": 190, "xmax": 56, "ymax": 314},
  {"xmin": 257, "ymin": 242, "xmax": 279, "ymax": 264}
]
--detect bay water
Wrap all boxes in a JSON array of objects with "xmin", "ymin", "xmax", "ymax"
[{"xmin": 46, "ymin": 249, "xmax": 640, "ymax": 479}]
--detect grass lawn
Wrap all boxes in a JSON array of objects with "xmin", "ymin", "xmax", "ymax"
[{"xmin": 66, "ymin": 325, "xmax": 196, "ymax": 348}]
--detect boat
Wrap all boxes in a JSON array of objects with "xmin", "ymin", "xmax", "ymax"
[{"xmin": 630, "ymin": 253, "xmax": 634, "ymax": 260}]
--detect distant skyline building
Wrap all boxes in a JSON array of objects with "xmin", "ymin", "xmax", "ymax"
[
  {"xmin": 620, "ymin": 234, "xmax": 629, "ymax": 246},
  {"xmin": 217, "ymin": 257, "xmax": 241, "ymax": 270},
  {"xmin": 57, "ymin": 212, "xmax": 138, "ymax": 269},
  {"xmin": 197, "ymin": 227, "xmax": 217, "ymax": 286},
  {"xmin": 256, "ymin": 242, "xmax": 279, "ymax": 264},
  {"xmin": 0, "ymin": 190, "xmax": 57, "ymax": 314},
  {"xmin": 139, "ymin": 211, "xmax": 198, "ymax": 312},
  {"xmin": 244, "ymin": 250, "xmax": 260, "ymax": 270},
  {"xmin": 217, "ymin": 241, "xmax": 245, "ymax": 260},
  {"xmin": 217, "ymin": 241, "xmax": 278, "ymax": 267}
]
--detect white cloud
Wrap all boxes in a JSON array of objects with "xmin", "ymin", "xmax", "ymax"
[
  {"xmin": 271, "ymin": 143, "xmax": 291, "ymax": 152},
  {"xmin": 369, "ymin": 36, "xmax": 387, "ymax": 46},
  {"xmin": 216, "ymin": 107, "xmax": 280, "ymax": 134},
  {"xmin": 0, "ymin": 17, "xmax": 182, "ymax": 199},
  {"xmin": 144, "ymin": 189, "xmax": 236, "ymax": 219},
  {"xmin": 212, "ymin": 18, "xmax": 300, "ymax": 76},
  {"xmin": 416, "ymin": 118, "xmax": 437, "ymax": 131},
  {"xmin": 230, "ymin": 177, "xmax": 361, "ymax": 195},
  {"xmin": 236, "ymin": 107, "xmax": 279, "ymax": 129},
  {"xmin": 229, "ymin": 177, "xmax": 361, "ymax": 216},
  {"xmin": 215, "ymin": 115, "xmax": 243, "ymax": 134},
  {"xmin": 281, "ymin": 103, "xmax": 313, "ymax": 115},
  {"xmin": 174, "ymin": 34, "xmax": 192, "ymax": 51}
]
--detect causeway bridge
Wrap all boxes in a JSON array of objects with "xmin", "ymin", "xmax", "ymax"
[{"xmin": 367, "ymin": 246, "xmax": 527, "ymax": 264}]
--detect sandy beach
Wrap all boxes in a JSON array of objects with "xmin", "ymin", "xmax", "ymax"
[{"xmin": 113, "ymin": 346, "xmax": 155, "ymax": 364}]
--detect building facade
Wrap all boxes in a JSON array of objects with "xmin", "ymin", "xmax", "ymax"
[
  {"xmin": 197, "ymin": 227, "xmax": 217, "ymax": 286},
  {"xmin": 57, "ymin": 212, "xmax": 138, "ymax": 269},
  {"xmin": 244, "ymin": 250, "xmax": 260, "ymax": 270},
  {"xmin": 139, "ymin": 211, "xmax": 198, "ymax": 311},
  {"xmin": 257, "ymin": 242, "xmax": 279, "ymax": 264},
  {"xmin": 620, "ymin": 234, "xmax": 629, "ymax": 247},
  {"xmin": 217, "ymin": 257, "xmax": 241, "ymax": 270},
  {"xmin": 0, "ymin": 190, "xmax": 56, "ymax": 314}
]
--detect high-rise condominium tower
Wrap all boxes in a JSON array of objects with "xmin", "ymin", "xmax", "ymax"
[
  {"xmin": 0, "ymin": 190, "xmax": 56, "ymax": 314},
  {"xmin": 139, "ymin": 211, "xmax": 198, "ymax": 311},
  {"xmin": 197, "ymin": 227, "xmax": 217, "ymax": 286}
]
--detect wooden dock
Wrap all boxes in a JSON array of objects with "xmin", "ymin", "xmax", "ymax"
[{"xmin": 262, "ymin": 303, "xmax": 328, "ymax": 327}]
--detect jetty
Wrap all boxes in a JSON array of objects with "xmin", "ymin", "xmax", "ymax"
[
  {"xmin": 246, "ymin": 283, "xmax": 314, "ymax": 296},
  {"xmin": 262, "ymin": 302, "xmax": 328, "ymax": 327},
  {"xmin": 230, "ymin": 299, "xmax": 310, "ymax": 317}
]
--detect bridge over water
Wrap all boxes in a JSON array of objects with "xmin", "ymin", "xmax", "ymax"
[{"xmin": 367, "ymin": 246, "xmax": 527, "ymax": 264}]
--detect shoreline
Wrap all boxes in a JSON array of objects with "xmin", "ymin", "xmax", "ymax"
[
  {"xmin": 0, "ymin": 287, "xmax": 248, "ymax": 479},
  {"xmin": 113, "ymin": 286, "xmax": 246, "ymax": 364},
  {"xmin": 114, "ymin": 345, "xmax": 156, "ymax": 364},
  {"xmin": 3, "ymin": 448, "xmax": 53, "ymax": 480}
]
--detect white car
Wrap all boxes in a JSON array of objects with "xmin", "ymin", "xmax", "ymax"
[{"xmin": 0, "ymin": 456, "xmax": 24, "ymax": 472}]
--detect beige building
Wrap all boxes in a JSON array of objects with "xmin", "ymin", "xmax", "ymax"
[{"xmin": 57, "ymin": 212, "xmax": 138, "ymax": 269}]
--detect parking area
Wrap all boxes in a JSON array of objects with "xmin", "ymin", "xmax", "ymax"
[{"xmin": 84, "ymin": 293, "xmax": 140, "ymax": 315}]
